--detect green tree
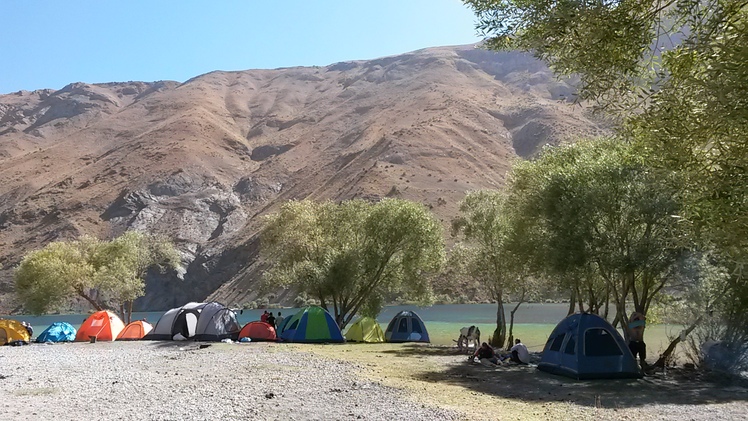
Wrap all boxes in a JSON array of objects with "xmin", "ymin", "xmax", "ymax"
[
  {"xmin": 451, "ymin": 190, "xmax": 533, "ymax": 348},
  {"xmin": 262, "ymin": 199, "xmax": 444, "ymax": 329},
  {"xmin": 507, "ymin": 139, "xmax": 688, "ymax": 345},
  {"xmin": 464, "ymin": 0, "xmax": 748, "ymax": 338},
  {"xmin": 15, "ymin": 237, "xmax": 101, "ymax": 314},
  {"xmin": 15, "ymin": 231, "xmax": 180, "ymax": 321},
  {"xmin": 94, "ymin": 231, "xmax": 181, "ymax": 323}
]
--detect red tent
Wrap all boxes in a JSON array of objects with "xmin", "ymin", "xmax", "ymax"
[{"xmin": 238, "ymin": 321, "xmax": 276, "ymax": 341}]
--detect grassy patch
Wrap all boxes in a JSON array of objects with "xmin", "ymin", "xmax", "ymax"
[{"xmin": 303, "ymin": 343, "xmax": 594, "ymax": 420}]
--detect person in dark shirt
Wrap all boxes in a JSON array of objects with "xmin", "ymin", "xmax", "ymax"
[
  {"xmin": 470, "ymin": 342, "xmax": 499, "ymax": 365},
  {"xmin": 266, "ymin": 312, "xmax": 276, "ymax": 329}
]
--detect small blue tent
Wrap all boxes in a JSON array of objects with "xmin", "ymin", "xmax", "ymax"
[
  {"xmin": 384, "ymin": 310, "xmax": 430, "ymax": 343},
  {"xmin": 36, "ymin": 322, "xmax": 77, "ymax": 343},
  {"xmin": 279, "ymin": 306, "xmax": 344, "ymax": 343},
  {"xmin": 538, "ymin": 313, "xmax": 642, "ymax": 379}
]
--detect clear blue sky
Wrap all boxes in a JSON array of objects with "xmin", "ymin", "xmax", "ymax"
[{"xmin": 0, "ymin": 1, "xmax": 482, "ymax": 94}]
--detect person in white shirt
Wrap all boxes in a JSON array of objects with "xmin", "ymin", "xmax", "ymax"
[{"xmin": 509, "ymin": 339, "xmax": 530, "ymax": 364}]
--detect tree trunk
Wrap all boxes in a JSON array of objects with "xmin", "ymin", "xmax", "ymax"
[
  {"xmin": 77, "ymin": 289, "xmax": 103, "ymax": 311},
  {"xmin": 119, "ymin": 303, "xmax": 126, "ymax": 324},
  {"xmin": 653, "ymin": 317, "xmax": 702, "ymax": 368},
  {"xmin": 491, "ymin": 294, "xmax": 506, "ymax": 348},
  {"xmin": 603, "ymin": 285, "xmax": 610, "ymax": 320},
  {"xmin": 567, "ymin": 289, "xmax": 576, "ymax": 316},
  {"xmin": 507, "ymin": 301, "xmax": 523, "ymax": 350},
  {"xmin": 127, "ymin": 300, "xmax": 134, "ymax": 324}
]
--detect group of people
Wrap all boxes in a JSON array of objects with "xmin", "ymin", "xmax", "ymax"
[
  {"xmin": 469, "ymin": 311, "xmax": 649, "ymax": 369},
  {"xmin": 261, "ymin": 310, "xmax": 284, "ymax": 330},
  {"xmin": 471, "ymin": 339, "xmax": 530, "ymax": 365}
]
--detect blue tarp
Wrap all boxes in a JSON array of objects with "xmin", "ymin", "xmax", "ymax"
[{"xmin": 36, "ymin": 322, "xmax": 77, "ymax": 343}]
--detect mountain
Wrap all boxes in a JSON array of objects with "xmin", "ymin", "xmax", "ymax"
[{"xmin": 0, "ymin": 44, "xmax": 604, "ymax": 313}]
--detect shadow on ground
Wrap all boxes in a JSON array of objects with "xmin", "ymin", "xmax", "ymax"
[{"xmin": 389, "ymin": 344, "xmax": 748, "ymax": 409}]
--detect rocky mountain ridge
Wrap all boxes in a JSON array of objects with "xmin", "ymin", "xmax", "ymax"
[{"xmin": 0, "ymin": 44, "xmax": 604, "ymax": 313}]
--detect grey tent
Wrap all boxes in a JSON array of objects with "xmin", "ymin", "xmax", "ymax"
[
  {"xmin": 193, "ymin": 302, "xmax": 241, "ymax": 341},
  {"xmin": 538, "ymin": 313, "xmax": 642, "ymax": 379},
  {"xmin": 144, "ymin": 302, "xmax": 240, "ymax": 341}
]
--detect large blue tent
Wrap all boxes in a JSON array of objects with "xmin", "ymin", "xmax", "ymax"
[
  {"xmin": 36, "ymin": 322, "xmax": 77, "ymax": 343},
  {"xmin": 538, "ymin": 313, "xmax": 642, "ymax": 379}
]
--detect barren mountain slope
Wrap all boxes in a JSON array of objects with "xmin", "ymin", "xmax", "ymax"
[{"xmin": 0, "ymin": 45, "xmax": 604, "ymax": 312}]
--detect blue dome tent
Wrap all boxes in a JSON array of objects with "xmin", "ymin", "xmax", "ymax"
[
  {"xmin": 384, "ymin": 310, "xmax": 430, "ymax": 343},
  {"xmin": 36, "ymin": 322, "xmax": 77, "ymax": 343},
  {"xmin": 538, "ymin": 313, "xmax": 643, "ymax": 379}
]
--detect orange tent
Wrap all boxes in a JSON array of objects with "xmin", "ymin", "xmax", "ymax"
[
  {"xmin": 116, "ymin": 320, "xmax": 153, "ymax": 341},
  {"xmin": 75, "ymin": 310, "xmax": 125, "ymax": 342},
  {"xmin": 238, "ymin": 321, "xmax": 277, "ymax": 341}
]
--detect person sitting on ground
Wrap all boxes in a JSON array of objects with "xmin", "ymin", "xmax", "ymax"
[
  {"xmin": 507, "ymin": 339, "xmax": 530, "ymax": 364},
  {"xmin": 21, "ymin": 321, "xmax": 33, "ymax": 338},
  {"xmin": 470, "ymin": 342, "xmax": 499, "ymax": 365}
]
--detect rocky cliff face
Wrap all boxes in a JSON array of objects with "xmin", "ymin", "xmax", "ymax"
[{"xmin": 0, "ymin": 44, "xmax": 604, "ymax": 312}]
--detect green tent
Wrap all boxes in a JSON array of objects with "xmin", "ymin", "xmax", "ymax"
[
  {"xmin": 344, "ymin": 317, "xmax": 385, "ymax": 343},
  {"xmin": 279, "ymin": 306, "xmax": 344, "ymax": 343}
]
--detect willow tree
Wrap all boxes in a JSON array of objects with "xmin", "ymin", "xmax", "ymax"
[
  {"xmin": 262, "ymin": 198, "xmax": 444, "ymax": 329},
  {"xmin": 93, "ymin": 231, "xmax": 181, "ymax": 323},
  {"xmin": 464, "ymin": 0, "xmax": 748, "ymax": 341},
  {"xmin": 451, "ymin": 190, "xmax": 534, "ymax": 348},
  {"xmin": 507, "ymin": 139, "xmax": 688, "ymax": 342},
  {"xmin": 15, "ymin": 231, "xmax": 180, "ymax": 322},
  {"xmin": 15, "ymin": 237, "xmax": 101, "ymax": 314}
]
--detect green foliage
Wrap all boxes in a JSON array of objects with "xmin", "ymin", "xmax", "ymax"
[
  {"xmin": 451, "ymin": 190, "xmax": 534, "ymax": 347},
  {"xmin": 261, "ymin": 198, "xmax": 444, "ymax": 328},
  {"xmin": 15, "ymin": 238, "xmax": 98, "ymax": 314},
  {"xmin": 506, "ymin": 139, "xmax": 688, "ymax": 338},
  {"xmin": 15, "ymin": 231, "xmax": 180, "ymax": 317},
  {"xmin": 464, "ymin": 0, "xmax": 748, "ymax": 344}
]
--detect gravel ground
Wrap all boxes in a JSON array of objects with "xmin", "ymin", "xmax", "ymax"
[{"xmin": 0, "ymin": 341, "xmax": 459, "ymax": 421}]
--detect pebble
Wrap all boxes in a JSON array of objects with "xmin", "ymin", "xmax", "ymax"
[{"xmin": 0, "ymin": 342, "xmax": 458, "ymax": 420}]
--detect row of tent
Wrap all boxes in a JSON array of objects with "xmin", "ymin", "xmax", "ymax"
[
  {"xmin": 3, "ymin": 304, "xmax": 644, "ymax": 380},
  {"xmin": 0, "ymin": 315, "xmax": 154, "ymax": 345},
  {"xmin": 1, "ymin": 304, "xmax": 431, "ymax": 345}
]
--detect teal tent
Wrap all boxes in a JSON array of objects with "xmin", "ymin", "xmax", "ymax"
[
  {"xmin": 36, "ymin": 322, "xmax": 77, "ymax": 343},
  {"xmin": 538, "ymin": 313, "xmax": 642, "ymax": 379},
  {"xmin": 279, "ymin": 306, "xmax": 344, "ymax": 343}
]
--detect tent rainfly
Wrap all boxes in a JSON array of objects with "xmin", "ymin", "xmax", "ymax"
[
  {"xmin": 75, "ymin": 311, "xmax": 125, "ymax": 342},
  {"xmin": 344, "ymin": 317, "xmax": 385, "ymax": 343},
  {"xmin": 279, "ymin": 306, "xmax": 344, "ymax": 343},
  {"xmin": 384, "ymin": 311, "xmax": 430, "ymax": 343},
  {"xmin": 143, "ymin": 302, "xmax": 241, "ymax": 341},
  {"xmin": 538, "ymin": 313, "xmax": 643, "ymax": 380},
  {"xmin": 36, "ymin": 322, "xmax": 76, "ymax": 343}
]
